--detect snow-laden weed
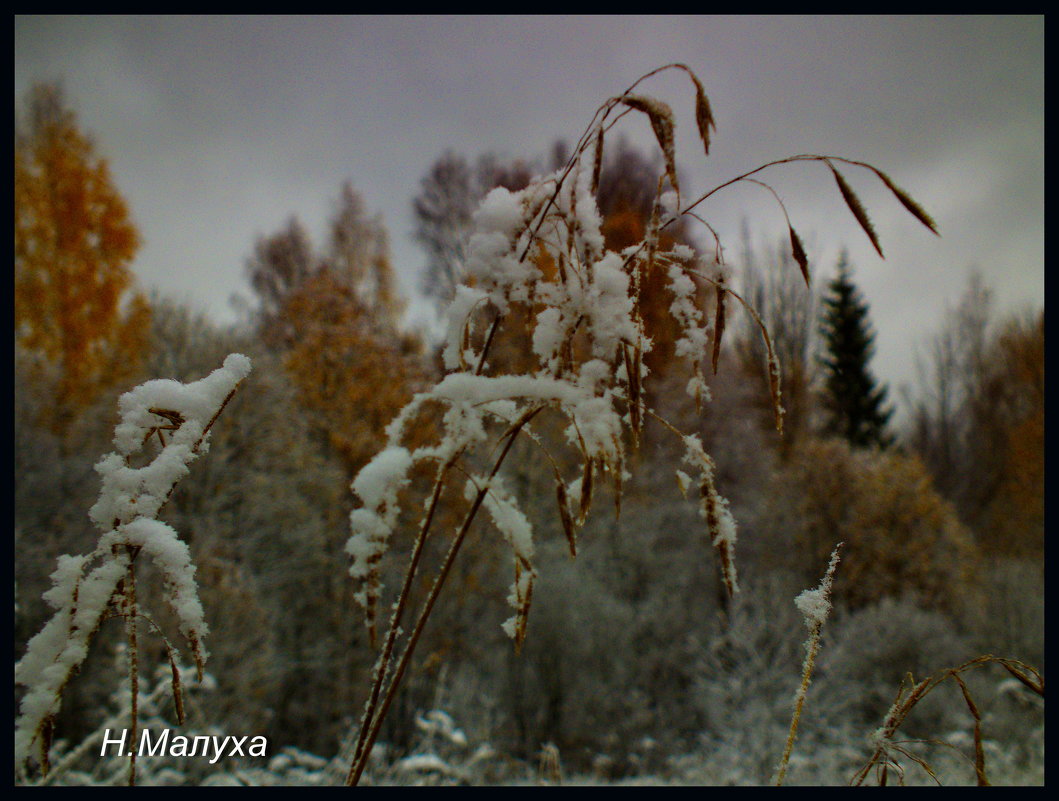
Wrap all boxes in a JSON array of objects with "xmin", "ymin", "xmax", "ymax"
[
  {"xmin": 15, "ymin": 355, "xmax": 251, "ymax": 784},
  {"xmin": 340, "ymin": 64, "xmax": 938, "ymax": 785}
]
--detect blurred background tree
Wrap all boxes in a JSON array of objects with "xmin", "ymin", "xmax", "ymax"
[
  {"xmin": 905, "ymin": 273, "xmax": 1043, "ymax": 561},
  {"xmin": 243, "ymin": 180, "xmax": 427, "ymax": 475},
  {"xmin": 15, "ymin": 83, "xmax": 157, "ymax": 743},
  {"xmin": 734, "ymin": 225, "xmax": 819, "ymax": 459},
  {"xmin": 976, "ymin": 310, "xmax": 1044, "ymax": 559},
  {"xmin": 765, "ymin": 437, "xmax": 979, "ymax": 612},
  {"xmin": 15, "ymin": 82, "xmax": 151, "ymax": 432},
  {"xmin": 817, "ymin": 253, "xmax": 893, "ymax": 449},
  {"xmin": 414, "ymin": 150, "xmax": 538, "ymax": 316},
  {"xmin": 902, "ymin": 274, "xmax": 1043, "ymax": 676}
]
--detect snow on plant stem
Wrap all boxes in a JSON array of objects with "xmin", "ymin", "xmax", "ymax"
[
  {"xmin": 775, "ymin": 543, "xmax": 843, "ymax": 786},
  {"xmin": 343, "ymin": 63, "xmax": 938, "ymax": 786},
  {"xmin": 14, "ymin": 354, "xmax": 251, "ymax": 778}
]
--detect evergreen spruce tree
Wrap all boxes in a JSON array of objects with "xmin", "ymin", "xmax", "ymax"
[{"xmin": 818, "ymin": 252, "xmax": 894, "ymax": 448}]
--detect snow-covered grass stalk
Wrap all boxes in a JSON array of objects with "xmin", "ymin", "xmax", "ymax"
[
  {"xmin": 774, "ymin": 543, "xmax": 841, "ymax": 786},
  {"xmin": 342, "ymin": 64, "xmax": 938, "ymax": 785},
  {"xmin": 14, "ymin": 354, "xmax": 251, "ymax": 784},
  {"xmin": 851, "ymin": 655, "xmax": 1044, "ymax": 786}
]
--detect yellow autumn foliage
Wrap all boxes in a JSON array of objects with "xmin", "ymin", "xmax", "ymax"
[
  {"xmin": 15, "ymin": 83, "xmax": 150, "ymax": 427},
  {"xmin": 979, "ymin": 311, "xmax": 1044, "ymax": 559},
  {"xmin": 779, "ymin": 438, "xmax": 979, "ymax": 611},
  {"xmin": 279, "ymin": 268, "xmax": 428, "ymax": 475}
]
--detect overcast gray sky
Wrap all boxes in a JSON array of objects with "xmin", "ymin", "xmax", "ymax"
[{"xmin": 14, "ymin": 15, "xmax": 1043, "ymax": 417}]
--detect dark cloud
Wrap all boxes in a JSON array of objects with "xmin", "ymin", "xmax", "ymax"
[{"xmin": 15, "ymin": 15, "xmax": 1042, "ymax": 410}]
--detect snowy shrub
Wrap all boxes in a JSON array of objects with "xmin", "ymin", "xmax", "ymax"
[
  {"xmin": 783, "ymin": 597, "xmax": 1047, "ymax": 786},
  {"xmin": 821, "ymin": 596, "xmax": 974, "ymax": 730},
  {"xmin": 684, "ymin": 568, "xmax": 846, "ymax": 786},
  {"xmin": 689, "ymin": 576, "xmax": 808, "ymax": 784},
  {"xmin": 968, "ymin": 558, "xmax": 1044, "ymax": 670}
]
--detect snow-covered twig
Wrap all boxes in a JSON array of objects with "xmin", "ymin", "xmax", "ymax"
[{"xmin": 15, "ymin": 355, "xmax": 251, "ymax": 781}]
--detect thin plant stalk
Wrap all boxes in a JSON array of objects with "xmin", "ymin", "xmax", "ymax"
[
  {"xmin": 347, "ymin": 459, "xmax": 455, "ymax": 771},
  {"xmin": 851, "ymin": 655, "xmax": 1043, "ymax": 786},
  {"xmin": 775, "ymin": 544, "xmax": 841, "ymax": 786},
  {"xmin": 347, "ymin": 323, "xmax": 526, "ymax": 775},
  {"xmin": 124, "ymin": 555, "xmax": 138, "ymax": 787},
  {"xmin": 775, "ymin": 634, "xmax": 820, "ymax": 786},
  {"xmin": 346, "ymin": 407, "xmax": 542, "ymax": 786}
]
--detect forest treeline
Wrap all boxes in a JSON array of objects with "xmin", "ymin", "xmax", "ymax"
[{"xmin": 14, "ymin": 81, "xmax": 1043, "ymax": 784}]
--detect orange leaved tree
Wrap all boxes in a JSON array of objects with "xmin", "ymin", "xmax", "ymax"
[{"xmin": 15, "ymin": 82, "xmax": 151, "ymax": 430}]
